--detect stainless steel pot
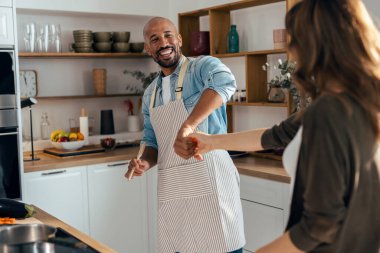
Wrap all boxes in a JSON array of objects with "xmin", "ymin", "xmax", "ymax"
[
  {"xmin": 0, "ymin": 224, "xmax": 87, "ymax": 250},
  {"xmin": 0, "ymin": 224, "xmax": 56, "ymax": 245},
  {"xmin": 0, "ymin": 242, "xmax": 69, "ymax": 253}
]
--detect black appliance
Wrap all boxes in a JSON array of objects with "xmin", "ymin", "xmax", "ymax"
[{"xmin": 0, "ymin": 50, "xmax": 21, "ymax": 199}]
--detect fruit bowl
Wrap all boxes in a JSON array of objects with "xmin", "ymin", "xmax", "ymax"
[{"xmin": 51, "ymin": 140, "xmax": 85, "ymax": 150}]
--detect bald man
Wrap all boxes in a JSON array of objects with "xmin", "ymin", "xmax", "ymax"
[{"xmin": 126, "ymin": 17, "xmax": 245, "ymax": 253}]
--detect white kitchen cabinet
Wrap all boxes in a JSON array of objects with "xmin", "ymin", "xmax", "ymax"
[
  {"xmin": 0, "ymin": 6, "xmax": 14, "ymax": 46},
  {"xmin": 240, "ymin": 174, "xmax": 290, "ymax": 252},
  {"xmin": 87, "ymin": 161, "xmax": 148, "ymax": 253},
  {"xmin": 22, "ymin": 166, "xmax": 89, "ymax": 234},
  {"xmin": 0, "ymin": 0, "xmax": 12, "ymax": 7}
]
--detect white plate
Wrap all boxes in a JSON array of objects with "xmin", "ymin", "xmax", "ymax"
[{"xmin": 51, "ymin": 140, "xmax": 85, "ymax": 150}]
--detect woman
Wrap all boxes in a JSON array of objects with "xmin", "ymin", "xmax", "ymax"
[{"xmin": 189, "ymin": 1, "xmax": 380, "ymax": 252}]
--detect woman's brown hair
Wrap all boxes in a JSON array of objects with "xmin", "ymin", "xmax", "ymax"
[{"xmin": 286, "ymin": 0, "xmax": 380, "ymax": 137}]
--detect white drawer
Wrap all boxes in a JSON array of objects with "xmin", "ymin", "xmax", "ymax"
[
  {"xmin": 240, "ymin": 174, "xmax": 289, "ymax": 209},
  {"xmin": 0, "ymin": 0, "xmax": 12, "ymax": 7}
]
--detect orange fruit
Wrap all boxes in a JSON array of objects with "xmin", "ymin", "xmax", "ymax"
[{"xmin": 77, "ymin": 132, "xmax": 84, "ymax": 140}]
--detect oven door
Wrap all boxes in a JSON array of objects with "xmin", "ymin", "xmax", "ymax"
[
  {"xmin": 0, "ymin": 50, "xmax": 16, "ymax": 109},
  {"xmin": 0, "ymin": 127, "xmax": 20, "ymax": 199}
]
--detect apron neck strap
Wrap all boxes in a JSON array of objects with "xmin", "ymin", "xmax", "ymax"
[{"xmin": 150, "ymin": 57, "xmax": 189, "ymax": 109}]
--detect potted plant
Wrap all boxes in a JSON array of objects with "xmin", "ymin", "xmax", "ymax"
[
  {"xmin": 123, "ymin": 70, "xmax": 159, "ymax": 94},
  {"xmin": 262, "ymin": 59, "xmax": 300, "ymax": 110}
]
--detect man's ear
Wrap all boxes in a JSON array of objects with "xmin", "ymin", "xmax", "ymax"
[
  {"xmin": 144, "ymin": 43, "xmax": 152, "ymax": 56},
  {"xmin": 178, "ymin": 34, "xmax": 183, "ymax": 48}
]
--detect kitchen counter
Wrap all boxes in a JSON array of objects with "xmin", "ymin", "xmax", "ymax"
[
  {"xmin": 19, "ymin": 206, "xmax": 117, "ymax": 253},
  {"xmin": 24, "ymin": 147, "xmax": 290, "ymax": 183}
]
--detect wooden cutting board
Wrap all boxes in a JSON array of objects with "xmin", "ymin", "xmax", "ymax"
[
  {"xmin": 43, "ymin": 145, "xmax": 105, "ymax": 157},
  {"xmin": 15, "ymin": 217, "xmax": 43, "ymax": 224}
]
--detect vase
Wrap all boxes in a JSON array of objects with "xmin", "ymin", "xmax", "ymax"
[
  {"xmin": 190, "ymin": 31, "xmax": 210, "ymax": 56},
  {"xmin": 228, "ymin": 25, "xmax": 239, "ymax": 53},
  {"xmin": 267, "ymin": 86, "xmax": 285, "ymax": 103}
]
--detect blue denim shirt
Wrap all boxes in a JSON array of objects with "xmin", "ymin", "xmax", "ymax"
[{"xmin": 142, "ymin": 55, "xmax": 236, "ymax": 149}]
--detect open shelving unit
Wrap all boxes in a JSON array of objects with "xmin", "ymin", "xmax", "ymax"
[
  {"xmin": 18, "ymin": 52, "xmax": 149, "ymax": 58},
  {"xmin": 178, "ymin": 0, "xmax": 298, "ymax": 132}
]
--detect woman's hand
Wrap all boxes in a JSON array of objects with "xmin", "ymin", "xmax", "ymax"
[{"xmin": 189, "ymin": 132, "xmax": 214, "ymax": 160}]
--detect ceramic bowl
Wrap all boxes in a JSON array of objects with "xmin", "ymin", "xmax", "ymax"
[
  {"xmin": 130, "ymin": 42, "xmax": 144, "ymax": 53},
  {"xmin": 51, "ymin": 140, "xmax": 85, "ymax": 150},
  {"xmin": 113, "ymin": 32, "xmax": 130, "ymax": 42},
  {"xmin": 100, "ymin": 138, "xmax": 116, "ymax": 150},
  {"xmin": 112, "ymin": 42, "xmax": 130, "ymax": 52},
  {"xmin": 93, "ymin": 42, "xmax": 112, "ymax": 52},
  {"xmin": 93, "ymin": 32, "xmax": 112, "ymax": 42}
]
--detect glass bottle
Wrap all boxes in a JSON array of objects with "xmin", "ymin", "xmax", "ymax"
[
  {"xmin": 40, "ymin": 112, "xmax": 50, "ymax": 140},
  {"xmin": 228, "ymin": 25, "xmax": 239, "ymax": 53}
]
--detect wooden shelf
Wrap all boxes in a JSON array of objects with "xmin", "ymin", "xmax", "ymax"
[
  {"xmin": 179, "ymin": 0, "xmax": 285, "ymax": 17},
  {"xmin": 18, "ymin": 52, "xmax": 149, "ymax": 58},
  {"xmin": 35, "ymin": 94, "xmax": 142, "ymax": 100},
  {"xmin": 227, "ymin": 102, "xmax": 288, "ymax": 107},
  {"xmin": 212, "ymin": 48, "xmax": 286, "ymax": 58}
]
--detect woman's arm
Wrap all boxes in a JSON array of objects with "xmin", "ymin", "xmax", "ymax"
[
  {"xmin": 189, "ymin": 128, "xmax": 266, "ymax": 156},
  {"xmin": 255, "ymin": 232, "xmax": 304, "ymax": 253}
]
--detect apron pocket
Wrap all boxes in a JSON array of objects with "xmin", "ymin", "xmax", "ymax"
[{"xmin": 158, "ymin": 160, "xmax": 213, "ymax": 202}]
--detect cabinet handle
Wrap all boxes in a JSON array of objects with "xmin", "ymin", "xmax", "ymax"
[
  {"xmin": 0, "ymin": 132, "xmax": 18, "ymax": 136},
  {"xmin": 107, "ymin": 162, "xmax": 129, "ymax": 167},
  {"xmin": 41, "ymin": 170, "xmax": 67, "ymax": 176}
]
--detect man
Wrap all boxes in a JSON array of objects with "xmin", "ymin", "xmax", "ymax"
[{"xmin": 125, "ymin": 17, "xmax": 245, "ymax": 253}]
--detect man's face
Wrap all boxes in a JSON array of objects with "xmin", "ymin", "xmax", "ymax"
[{"xmin": 144, "ymin": 19, "xmax": 182, "ymax": 72}]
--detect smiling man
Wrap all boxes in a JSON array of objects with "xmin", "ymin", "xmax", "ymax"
[{"xmin": 125, "ymin": 17, "xmax": 245, "ymax": 253}]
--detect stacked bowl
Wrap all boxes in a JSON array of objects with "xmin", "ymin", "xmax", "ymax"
[
  {"xmin": 93, "ymin": 32, "xmax": 112, "ymax": 52},
  {"xmin": 72, "ymin": 30, "xmax": 93, "ymax": 53},
  {"xmin": 112, "ymin": 31, "xmax": 130, "ymax": 52}
]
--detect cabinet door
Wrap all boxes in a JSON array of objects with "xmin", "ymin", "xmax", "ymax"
[
  {"xmin": 22, "ymin": 166, "xmax": 89, "ymax": 234},
  {"xmin": 0, "ymin": 7, "xmax": 14, "ymax": 46},
  {"xmin": 146, "ymin": 166, "xmax": 158, "ymax": 253},
  {"xmin": 0, "ymin": 0, "xmax": 12, "ymax": 7},
  {"xmin": 87, "ymin": 161, "xmax": 148, "ymax": 253},
  {"xmin": 242, "ymin": 199, "xmax": 284, "ymax": 252}
]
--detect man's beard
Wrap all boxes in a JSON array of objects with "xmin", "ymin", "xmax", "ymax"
[{"xmin": 153, "ymin": 46, "xmax": 182, "ymax": 68}]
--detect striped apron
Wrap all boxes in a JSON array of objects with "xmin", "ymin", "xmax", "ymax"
[{"xmin": 149, "ymin": 58, "xmax": 245, "ymax": 253}]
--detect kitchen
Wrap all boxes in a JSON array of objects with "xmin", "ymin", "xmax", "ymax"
[{"xmin": 1, "ymin": 0, "xmax": 379, "ymax": 252}]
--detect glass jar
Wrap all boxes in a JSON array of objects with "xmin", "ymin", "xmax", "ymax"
[
  {"xmin": 240, "ymin": 89, "xmax": 247, "ymax": 102},
  {"xmin": 40, "ymin": 112, "xmax": 50, "ymax": 140},
  {"xmin": 233, "ymin": 89, "xmax": 240, "ymax": 102},
  {"xmin": 228, "ymin": 25, "xmax": 239, "ymax": 53}
]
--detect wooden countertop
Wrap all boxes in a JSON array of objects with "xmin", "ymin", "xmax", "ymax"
[
  {"xmin": 20, "ymin": 206, "xmax": 116, "ymax": 253},
  {"xmin": 24, "ymin": 147, "xmax": 290, "ymax": 183}
]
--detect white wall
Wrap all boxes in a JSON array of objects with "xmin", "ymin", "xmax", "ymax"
[{"xmin": 16, "ymin": 0, "xmax": 169, "ymax": 17}]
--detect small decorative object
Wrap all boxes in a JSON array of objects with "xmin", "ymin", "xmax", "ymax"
[
  {"xmin": 123, "ymin": 99, "xmax": 134, "ymax": 115},
  {"xmin": 240, "ymin": 89, "xmax": 247, "ymax": 102},
  {"xmin": 228, "ymin": 25, "xmax": 239, "ymax": 53},
  {"xmin": 190, "ymin": 31, "xmax": 210, "ymax": 56},
  {"xmin": 40, "ymin": 112, "xmax": 50, "ymax": 140},
  {"xmin": 19, "ymin": 70, "xmax": 38, "ymax": 98},
  {"xmin": 273, "ymin": 29, "xmax": 286, "ymax": 49},
  {"xmin": 93, "ymin": 69, "xmax": 107, "ymax": 96},
  {"xmin": 100, "ymin": 137, "xmax": 116, "ymax": 151},
  {"xmin": 123, "ymin": 70, "xmax": 159, "ymax": 94},
  {"xmin": 262, "ymin": 59, "xmax": 300, "ymax": 108}
]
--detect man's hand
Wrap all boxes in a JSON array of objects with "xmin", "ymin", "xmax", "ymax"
[
  {"xmin": 174, "ymin": 123, "xmax": 196, "ymax": 159},
  {"xmin": 125, "ymin": 158, "xmax": 150, "ymax": 180}
]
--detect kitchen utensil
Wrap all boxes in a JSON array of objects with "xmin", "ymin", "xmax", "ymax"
[
  {"xmin": 0, "ymin": 224, "xmax": 87, "ymax": 249},
  {"xmin": 0, "ymin": 242, "xmax": 79, "ymax": 253},
  {"xmin": 128, "ymin": 141, "xmax": 146, "ymax": 180}
]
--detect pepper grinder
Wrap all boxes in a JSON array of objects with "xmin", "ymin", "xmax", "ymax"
[{"xmin": 79, "ymin": 108, "xmax": 89, "ymax": 145}]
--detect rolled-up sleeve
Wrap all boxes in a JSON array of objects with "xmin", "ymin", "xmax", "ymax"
[
  {"xmin": 195, "ymin": 56, "xmax": 236, "ymax": 103},
  {"xmin": 289, "ymin": 99, "xmax": 349, "ymax": 251},
  {"xmin": 141, "ymin": 87, "xmax": 158, "ymax": 150},
  {"xmin": 261, "ymin": 113, "xmax": 301, "ymax": 149}
]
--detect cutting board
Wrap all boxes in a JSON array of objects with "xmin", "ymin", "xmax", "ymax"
[
  {"xmin": 43, "ymin": 145, "xmax": 105, "ymax": 157},
  {"xmin": 15, "ymin": 217, "xmax": 42, "ymax": 224}
]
